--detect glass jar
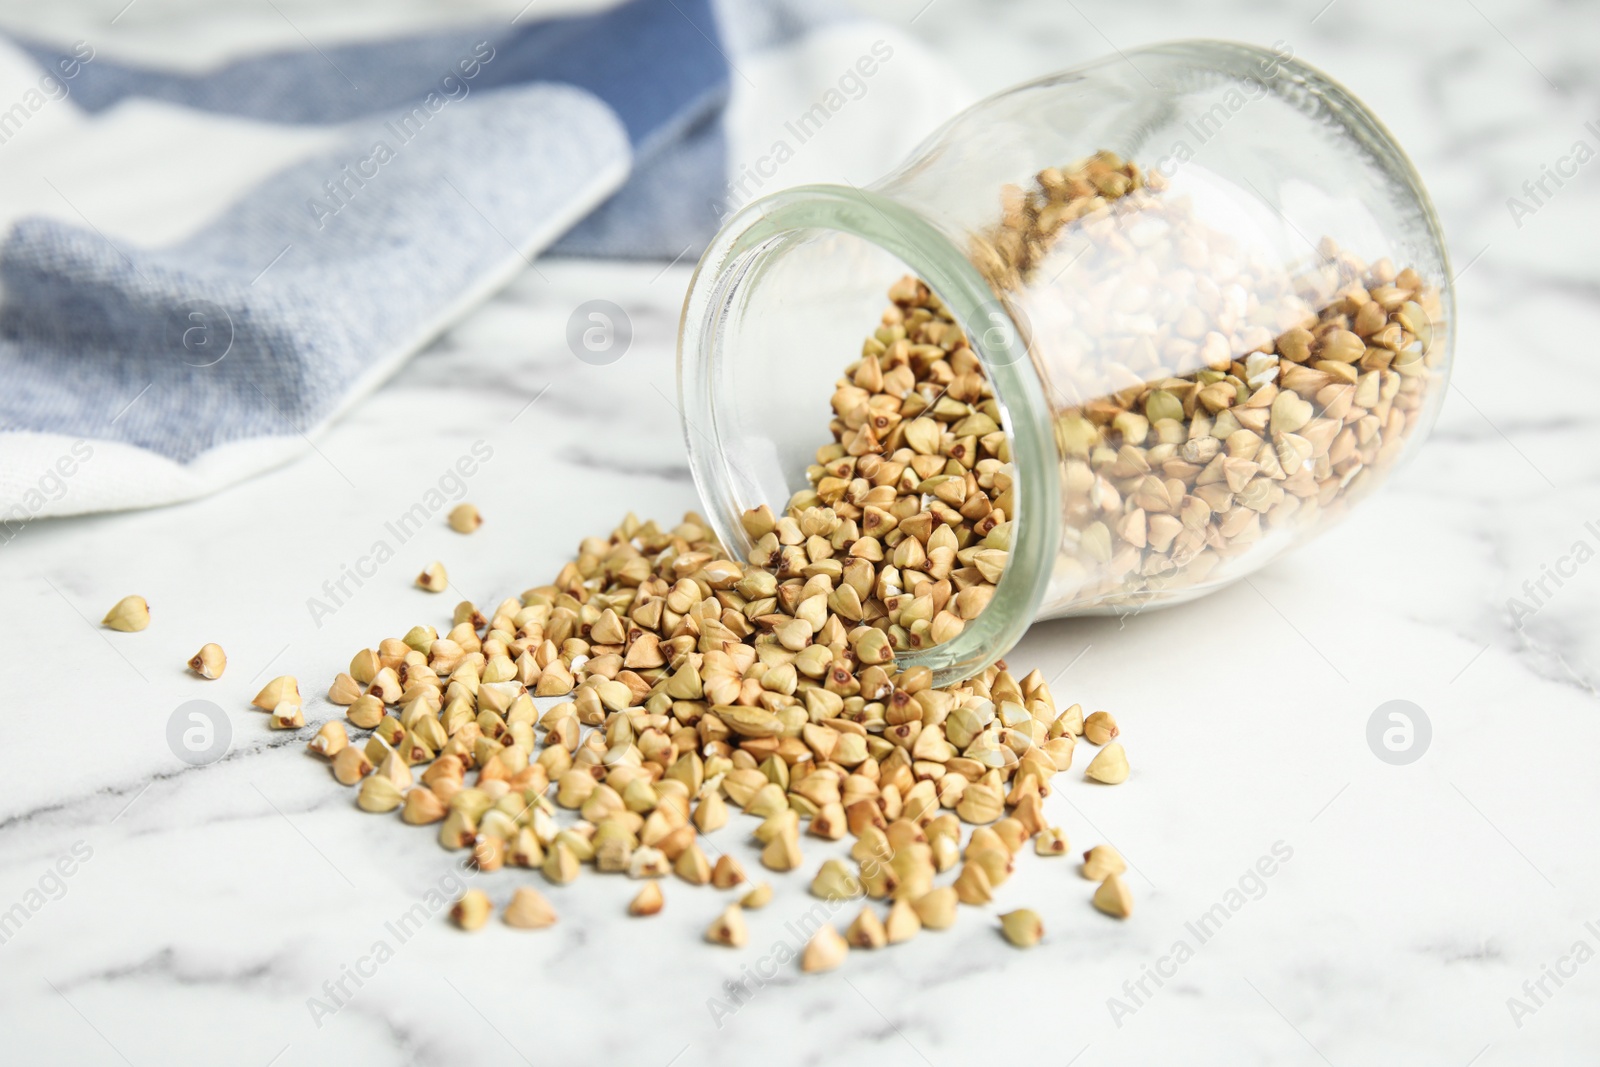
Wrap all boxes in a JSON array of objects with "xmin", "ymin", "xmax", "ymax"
[{"xmin": 678, "ymin": 39, "xmax": 1453, "ymax": 685}]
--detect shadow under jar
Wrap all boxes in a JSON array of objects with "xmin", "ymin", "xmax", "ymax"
[{"xmin": 679, "ymin": 40, "xmax": 1454, "ymax": 686}]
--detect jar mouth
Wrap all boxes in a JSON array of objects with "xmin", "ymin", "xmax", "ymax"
[{"xmin": 677, "ymin": 184, "xmax": 1060, "ymax": 686}]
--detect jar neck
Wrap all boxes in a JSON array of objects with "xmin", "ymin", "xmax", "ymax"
[{"xmin": 677, "ymin": 184, "xmax": 1061, "ymax": 686}]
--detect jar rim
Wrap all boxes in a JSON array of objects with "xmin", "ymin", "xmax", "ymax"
[{"xmin": 677, "ymin": 183, "xmax": 1061, "ymax": 686}]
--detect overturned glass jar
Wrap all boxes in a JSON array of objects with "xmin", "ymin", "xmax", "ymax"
[{"xmin": 678, "ymin": 40, "xmax": 1454, "ymax": 685}]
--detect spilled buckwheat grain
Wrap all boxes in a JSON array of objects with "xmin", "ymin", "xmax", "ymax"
[
  {"xmin": 305, "ymin": 502, "xmax": 1131, "ymax": 968},
  {"xmin": 298, "ymin": 266, "xmax": 1157, "ymax": 968}
]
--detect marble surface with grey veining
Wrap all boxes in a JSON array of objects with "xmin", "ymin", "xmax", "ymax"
[{"xmin": 0, "ymin": 0, "xmax": 1597, "ymax": 1064}]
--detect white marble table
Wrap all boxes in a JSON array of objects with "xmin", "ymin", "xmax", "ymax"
[{"xmin": 1, "ymin": 0, "xmax": 1596, "ymax": 1064}]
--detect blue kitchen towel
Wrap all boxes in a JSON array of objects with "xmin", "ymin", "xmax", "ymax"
[{"xmin": 0, "ymin": 0, "xmax": 859, "ymax": 522}]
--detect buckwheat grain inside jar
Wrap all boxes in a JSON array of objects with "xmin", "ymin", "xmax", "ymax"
[{"xmin": 678, "ymin": 40, "xmax": 1454, "ymax": 686}]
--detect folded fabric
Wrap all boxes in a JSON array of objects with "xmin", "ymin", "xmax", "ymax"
[{"xmin": 0, "ymin": 0, "xmax": 970, "ymax": 524}]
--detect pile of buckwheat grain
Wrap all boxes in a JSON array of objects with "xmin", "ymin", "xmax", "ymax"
[{"xmin": 281, "ymin": 277, "xmax": 1130, "ymax": 972}]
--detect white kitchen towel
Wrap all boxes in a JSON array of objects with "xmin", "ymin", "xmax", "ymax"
[{"xmin": 0, "ymin": 0, "xmax": 971, "ymax": 525}]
